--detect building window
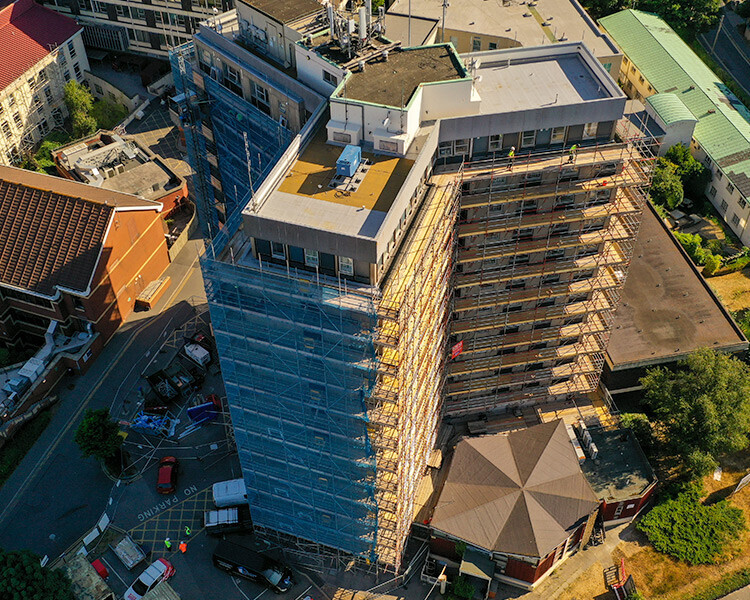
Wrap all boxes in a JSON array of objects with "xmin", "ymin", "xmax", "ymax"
[
  {"xmin": 472, "ymin": 37, "xmax": 481, "ymax": 52},
  {"xmin": 339, "ymin": 256, "xmax": 354, "ymax": 276},
  {"xmin": 740, "ymin": 198, "xmax": 747, "ymax": 210},
  {"xmin": 73, "ymin": 63, "xmax": 82, "ymax": 80},
  {"xmin": 727, "ymin": 182, "xmax": 735, "ymax": 194},
  {"xmin": 732, "ymin": 213, "xmax": 741, "ymax": 226},
  {"xmin": 582, "ymin": 122, "xmax": 598, "ymax": 138},
  {"xmin": 94, "ymin": 84, "xmax": 104, "ymax": 95},
  {"xmin": 550, "ymin": 126, "xmax": 566, "ymax": 145},
  {"xmin": 304, "ymin": 249, "xmax": 319, "ymax": 267},
  {"xmin": 1, "ymin": 122, "xmax": 11, "ymax": 140},
  {"xmin": 438, "ymin": 141, "xmax": 452, "ymax": 157},
  {"xmin": 38, "ymin": 118, "xmax": 49, "ymax": 135},
  {"xmin": 44, "ymin": 86, "xmax": 52, "ymax": 102},
  {"xmin": 489, "ymin": 42, "xmax": 497, "ymax": 50},
  {"xmin": 271, "ymin": 241, "xmax": 285, "ymax": 259},
  {"xmin": 717, "ymin": 170, "xmax": 723, "ymax": 180},
  {"xmin": 67, "ymin": 40, "xmax": 76, "ymax": 58},
  {"xmin": 488, "ymin": 134, "xmax": 503, "ymax": 151},
  {"xmin": 720, "ymin": 199, "xmax": 728, "ymax": 211},
  {"xmin": 710, "ymin": 186, "xmax": 717, "ymax": 198},
  {"xmin": 64, "ymin": 70, "xmax": 71, "ymax": 82},
  {"xmin": 32, "ymin": 95, "xmax": 41, "ymax": 110},
  {"xmin": 52, "ymin": 108, "xmax": 63, "ymax": 126},
  {"xmin": 705, "ymin": 156, "xmax": 712, "ymax": 168},
  {"xmin": 322, "ymin": 70, "xmax": 338, "ymax": 86},
  {"xmin": 12, "ymin": 113, "xmax": 21, "ymax": 128},
  {"xmin": 251, "ymin": 82, "xmax": 270, "ymax": 113},
  {"xmin": 638, "ymin": 75, "xmax": 644, "ymax": 83},
  {"xmin": 332, "ymin": 131, "xmax": 351, "ymax": 144},
  {"xmin": 133, "ymin": 7, "xmax": 145, "ymax": 19},
  {"xmin": 7, "ymin": 93, "xmax": 15, "ymax": 107},
  {"xmin": 521, "ymin": 130, "xmax": 536, "ymax": 148},
  {"xmin": 114, "ymin": 4, "xmax": 129, "ymax": 17},
  {"xmin": 454, "ymin": 139, "xmax": 470, "ymax": 155}
]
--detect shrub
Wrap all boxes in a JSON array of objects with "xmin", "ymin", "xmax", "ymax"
[
  {"xmin": 91, "ymin": 100, "xmax": 129, "ymax": 130},
  {"xmin": 703, "ymin": 253, "xmax": 721, "ymax": 276},
  {"xmin": 450, "ymin": 575, "xmax": 475, "ymax": 600},
  {"xmin": 650, "ymin": 158, "xmax": 684, "ymax": 209},
  {"xmin": 637, "ymin": 488, "xmax": 745, "ymax": 564},
  {"xmin": 684, "ymin": 567, "xmax": 750, "ymax": 600}
]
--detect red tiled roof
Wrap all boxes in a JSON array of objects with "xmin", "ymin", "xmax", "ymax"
[
  {"xmin": 0, "ymin": 0, "xmax": 82, "ymax": 91},
  {"xmin": 0, "ymin": 168, "xmax": 115, "ymax": 298}
]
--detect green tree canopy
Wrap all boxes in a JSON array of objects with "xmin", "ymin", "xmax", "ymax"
[
  {"xmin": 74, "ymin": 408, "xmax": 122, "ymax": 462},
  {"xmin": 664, "ymin": 143, "xmax": 711, "ymax": 199},
  {"xmin": 636, "ymin": 0, "xmax": 721, "ymax": 33},
  {"xmin": 650, "ymin": 157, "xmax": 684, "ymax": 209},
  {"xmin": 636, "ymin": 486, "xmax": 746, "ymax": 564},
  {"xmin": 63, "ymin": 80, "xmax": 93, "ymax": 115},
  {"xmin": 0, "ymin": 548, "xmax": 74, "ymax": 600},
  {"xmin": 737, "ymin": 0, "xmax": 750, "ymax": 19},
  {"xmin": 640, "ymin": 348, "xmax": 750, "ymax": 474}
]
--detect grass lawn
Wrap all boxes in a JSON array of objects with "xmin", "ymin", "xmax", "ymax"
[{"xmin": 0, "ymin": 409, "xmax": 53, "ymax": 489}]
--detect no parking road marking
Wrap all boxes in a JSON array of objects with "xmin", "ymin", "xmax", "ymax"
[{"xmin": 129, "ymin": 484, "xmax": 213, "ymax": 557}]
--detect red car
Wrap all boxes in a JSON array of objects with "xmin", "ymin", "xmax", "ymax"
[{"xmin": 157, "ymin": 456, "xmax": 179, "ymax": 494}]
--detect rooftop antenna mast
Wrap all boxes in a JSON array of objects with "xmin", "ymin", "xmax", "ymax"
[{"xmin": 441, "ymin": 0, "xmax": 449, "ymax": 43}]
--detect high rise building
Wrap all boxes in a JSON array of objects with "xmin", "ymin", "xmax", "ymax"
[
  {"xmin": 42, "ymin": 0, "xmax": 232, "ymax": 58},
  {"xmin": 173, "ymin": 1, "xmax": 651, "ymax": 573}
]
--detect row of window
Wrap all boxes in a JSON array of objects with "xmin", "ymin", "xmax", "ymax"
[
  {"xmin": 437, "ymin": 124, "xmax": 597, "ymax": 157},
  {"xmin": 258, "ymin": 240, "xmax": 355, "ymax": 276}
]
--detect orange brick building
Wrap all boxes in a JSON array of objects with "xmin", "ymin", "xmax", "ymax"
[{"xmin": 0, "ymin": 166, "xmax": 170, "ymax": 351}]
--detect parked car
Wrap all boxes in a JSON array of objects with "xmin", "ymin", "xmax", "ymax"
[
  {"xmin": 157, "ymin": 457, "xmax": 179, "ymax": 494},
  {"xmin": 206, "ymin": 393, "xmax": 222, "ymax": 410},
  {"xmin": 124, "ymin": 558, "xmax": 174, "ymax": 600},
  {"xmin": 212, "ymin": 541, "xmax": 293, "ymax": 593}
]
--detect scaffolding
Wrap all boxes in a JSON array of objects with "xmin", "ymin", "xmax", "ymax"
[
  {"xmin": 440, "ymin": 138, "xmax": 653, "ymax": 417},
  {"xmin": 169, "ymin": 41, "xmax": 293, "ymax": 238}
]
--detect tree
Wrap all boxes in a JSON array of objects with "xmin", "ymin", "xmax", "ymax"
[
  {"xmin": 638, "ymin": 0, "xmax": 721, "ymax": 34},
  {"xmin": 640, "ymin": 348, "xmax": 750, "ymax": 472},
  {"xmin": 71, "ymin": 111, "xmax": 97, "ymax": 138},
  {"xmin": 703, "ymin": 252, "xmax": 722, "ymax": 275},
  {"xmin": 63, "ymin": 80, "xmax": 93, "ymax": 116},
  {"xmin": 650, "ymin": 158, "xmax": 684, "ymax": 209},
  {"xmin": 664, "ymin": 143, "xmax": 711, "ymax": 200},
  {"xmin": 738, "ymin": 0, "xmax": 750, "ymax": 19},
  {"xmin": 0, "ymin": 547, "xmax": 75, "ymax": 600},
  {"xmin": 636, "ymin": 486, "xmax": 745, "ymax": 564},
  {"xmin": 583, "ymin": 0, "xmax": 624, "ymax": 20},
  {"xmin": 90, "ymin": 100, "xmax": 129, "ymax": 130},
  {"xmin": 74, "ymin": 408, "xmax": 122, "ymax": 462}
]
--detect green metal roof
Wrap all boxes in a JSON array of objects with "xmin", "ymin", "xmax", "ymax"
[
  {"xmin": 646, "ymin": 93, "xmax": 697, "ymax": 125},
  {"xmin": 600, "ymin": 9, "xmax": 750, "ymax": 196}
]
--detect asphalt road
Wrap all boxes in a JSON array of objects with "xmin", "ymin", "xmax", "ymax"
[
  {"xmin": 0, "ymin": 239, "xmax": 207, "ymax": 560},
  {"xmin": 700, "ymin": 7, "xmax": 750, "ymax": 98}
]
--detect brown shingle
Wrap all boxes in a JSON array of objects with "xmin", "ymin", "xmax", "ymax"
[
  {"xmin": 0, "ymin": 168, "xmax": 122, "ymax": 297},
  {"xmin": 431, "ymin": 421, "xmax": 599, "ymax": 558}
]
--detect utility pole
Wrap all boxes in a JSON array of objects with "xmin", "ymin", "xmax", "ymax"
[
  {"xmin": 441, "ymin": 0, "xmax": 449, "ymax": 43},
  {"xmin": 711, "ymin": 14, "xmax": 725, "ymax": 53},
  {"xmin": 408, "ymin": 0, "xmax": 411, "ymax": 46}
]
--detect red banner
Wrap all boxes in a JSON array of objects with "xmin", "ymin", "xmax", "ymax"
[{"xmin": 451, "ymin": 341, "xmax": 464, "ymax": 359}]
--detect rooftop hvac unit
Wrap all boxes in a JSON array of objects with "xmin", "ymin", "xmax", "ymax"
[
  {"xmin": 336, "ymin": 144, "xmax": 361, "ymax": 177},
  {"xmin": 588, "ymin": 442, "xmax": 599, "ymax": 460},
  {"xmin": 115, "ymin": 163, "xmax": 125, "ymax": 174},
  {"xmin": 104, "ymin": 167, "xmax": 116, "ymax": 178}
]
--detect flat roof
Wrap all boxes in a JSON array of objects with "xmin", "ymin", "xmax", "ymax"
[
  {"xmin": 275, "ymin": 127, "xmax": 413, "ymax": 214},
  {"xmin": 607, "ymin": 203, "xmax": 747, "ymax": 370},
  {"xmin": 387, "ymin": 0, "xmax": 618, "ymax": 58},
  {"xmin": 469, "ymin": 50, "xmax": 611, "ymax": 114},
  {"xmin": 239, "ymin": 0, "xmax": 322, "ymax": 24},
  {"xmin": 340, "ymin": 46, "xmax": 465, "ymax": 107},
  {"xmin": 580, "ymin": 428, "xmax": 655, "ymax": 502}
]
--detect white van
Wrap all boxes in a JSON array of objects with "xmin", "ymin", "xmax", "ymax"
[{"xmin": 212, "ymin": 478, "xmax": 248, "ymax": 507}]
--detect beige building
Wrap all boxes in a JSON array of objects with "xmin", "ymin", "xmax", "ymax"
[
  {"xmin": 43, "ymin": 0, "xmax": 231, "ymax": 58},
  {"xmin": 386, "ymin": 0, "xmax": 622, "ymax": 75},
  {"xmin": 0, "ymin": 0, "xmax": 90, "ymax": 165}
]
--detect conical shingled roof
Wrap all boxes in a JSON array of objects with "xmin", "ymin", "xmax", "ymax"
[{"xmin": 431, "ymin": 420, "xmax": 599, "ymax": 558}]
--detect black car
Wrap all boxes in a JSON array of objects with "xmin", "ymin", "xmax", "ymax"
[{"xmin": 212, "ymin": 541, "xmax": 293, "ymax": 593}]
